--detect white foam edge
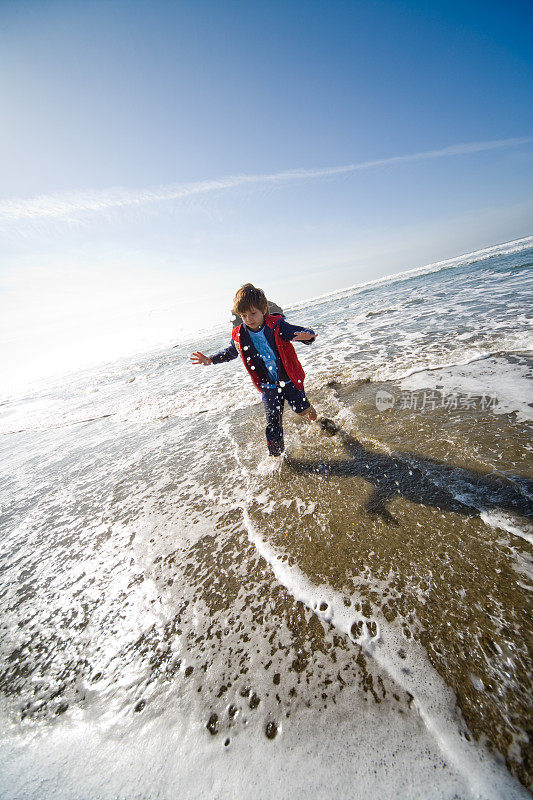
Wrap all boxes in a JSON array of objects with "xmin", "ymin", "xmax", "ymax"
[
  {"xmin": 384, "ymin": 348, "xmax": 532, "ymax": 387},
  {"xmin": 0, "ymin": 681, "xmax": 474, "ymax": 800},
  {"xmin": 480, "ymin": 510, "xmax": 533, "ymax": 547},
  {"xmin": 241, "ymin": 507, "xmax": 529, "ymax": 799}
]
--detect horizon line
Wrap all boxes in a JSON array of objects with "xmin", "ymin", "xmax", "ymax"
[{"xmin": 1, "ymin": 135, "xmax": 532, "ymax": 221}]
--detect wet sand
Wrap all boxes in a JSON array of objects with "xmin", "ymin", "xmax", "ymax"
[
  {"xmin": 0, "ymin": 366, "xmax": 531, "ymax": 795},
  {"xmin": 243, "ymin": 377, "xmax": 533, "ymax": 787}
]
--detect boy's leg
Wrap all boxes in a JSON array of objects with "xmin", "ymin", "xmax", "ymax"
[
  {"xmin": 284, "ymin": 382, "xmax": 317, "ymax": 421},
  {"xmin": 262, "ymin": 388, "xmax": 285, "ymax": 456}
]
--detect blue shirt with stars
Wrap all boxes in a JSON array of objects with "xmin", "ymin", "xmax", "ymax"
[{"xmin": 247, "ymin": 327, "xmax": 278, "ymax": 388}]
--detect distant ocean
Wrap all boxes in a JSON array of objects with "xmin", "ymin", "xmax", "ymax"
[{"xmin": 1, "ymin": 237, "xmax": 532, "ymax": 799}]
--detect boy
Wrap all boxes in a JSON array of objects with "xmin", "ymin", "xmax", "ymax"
[{"xmin": 191, "ymin": 283, "xmax": 318, "ymax": 456}]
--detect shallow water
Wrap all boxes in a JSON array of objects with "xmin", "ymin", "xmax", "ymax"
[{"xmin": 1, "ymin": 238, "xmax": 532, "ymax": 799}]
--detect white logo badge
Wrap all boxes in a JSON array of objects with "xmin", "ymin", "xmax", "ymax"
[{"xmin": 375, "ymin": 390, "xmax": 395, "ymax": 411}]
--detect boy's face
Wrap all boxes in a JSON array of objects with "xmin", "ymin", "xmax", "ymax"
[{"xmin": 241, "ymin": 306, "xmax": 265, "ymax": 331}]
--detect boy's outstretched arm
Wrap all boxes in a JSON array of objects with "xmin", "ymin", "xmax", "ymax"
[
  {"xmin": 292, "ymin": 330, "xmax": 316, "ymax": 342},
  {"xmin": 190, "ymin": 351, "xmax": 212, "ymax": 365},
  {"xmin": 278, "ymin": 318, "xmax": 317, "ymax": 345},
  {"xmin": 190, "ymin": 341, "xmax": 239, "ymax": 365}
]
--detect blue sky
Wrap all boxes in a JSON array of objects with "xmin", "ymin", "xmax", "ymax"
[{"xmin": 1, "ymin": 0, "xmax": 532, "ymax": 387}]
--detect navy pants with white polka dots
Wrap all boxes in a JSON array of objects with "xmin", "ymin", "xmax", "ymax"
[{"xmin": 261, "ymin": 381, "xmax": 311, "ymax": 456}]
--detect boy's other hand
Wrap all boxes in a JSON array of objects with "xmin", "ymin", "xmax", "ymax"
[
  {"xmin": 292, "ymin": 331, "xmax": 316, "ymax": 342},
  {"xmin": 191, "ymin": 351, "xmax": 212, "ymax": 365}
]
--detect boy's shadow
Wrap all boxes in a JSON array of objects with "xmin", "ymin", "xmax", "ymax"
[{"xmin": 285, "ymin": 420, "xmax": 533, "ymax": 527}]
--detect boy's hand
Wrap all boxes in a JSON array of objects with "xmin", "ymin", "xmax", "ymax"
[
  {"xmin": 191, "ymin": 351, "xmax": 212, "ymax": 365},
  {"xmin": 292, "ymin": 331, "xmax": 316, "ymax": 342}
]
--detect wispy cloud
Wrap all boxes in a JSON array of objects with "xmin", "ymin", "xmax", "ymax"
[{"xmin": 1, "ymin": 137, "xmax": 531, "ymax": 221}]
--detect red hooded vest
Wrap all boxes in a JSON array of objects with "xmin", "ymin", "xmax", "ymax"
[{"xmin": 231, "ymin": 314, "xmax": 305, "ymax": 392}]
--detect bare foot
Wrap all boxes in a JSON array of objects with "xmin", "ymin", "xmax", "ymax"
[
  {"xmin": 308, "ymin": 405, "xmax": 318, "ymax": 421},
  {"xmin": 297, "ymin": 404, "xmax": 317, "ymax": 422}
]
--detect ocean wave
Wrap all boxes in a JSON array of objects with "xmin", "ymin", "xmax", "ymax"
[{"xmin": 288, "ymin": 236, "xmax": 533, "ymax": 313}]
